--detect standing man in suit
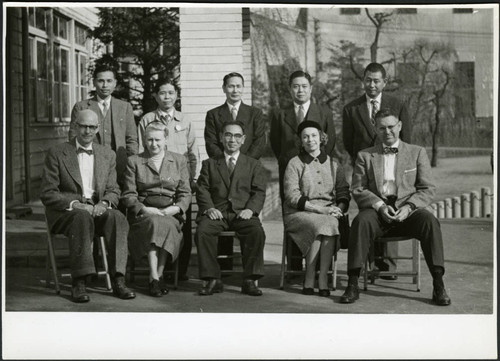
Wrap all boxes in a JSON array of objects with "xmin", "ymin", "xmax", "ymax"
[
  {"xmin": 342, "ymin": 62, "xmax": 411, "ymax": 277},
  {"xmin": 69, "ymin": 64, "xmax": 138, "ymax": 184},
  {"xmin": 41, "ymin": 109, "xmax": 135, "ymax": 303},
  {"xmin": 204, "ymin": 72, "xmax": 266, "ymax": 160},
  {"xmin": 340, "ymin": 108, "xmax": 450, "ymax": 306},
  {"xmin": 270, "ymin": 70, "xmax": 337, "ymax": 271},
  {"xmin": 195, "ymin": 121, "xmax": 267, "ymax": 296}
]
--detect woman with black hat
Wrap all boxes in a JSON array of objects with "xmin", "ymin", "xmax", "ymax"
[{"xmin": 283, "ymin": 121, "xmax": 350, "ymax": 297}]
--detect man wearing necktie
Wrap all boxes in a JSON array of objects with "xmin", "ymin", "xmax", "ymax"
[
  {"xmin": 343, "ymin": 63, "xmax": 412, "ymax": 277},
  {"xmin": 204, "ymin": 72, "xmax": 266, "ymax": 160},
  {"xmin": 69, "ymin": 64, "xmax": 138, "ymax": 185},
  {"xmin": 270, "ymin": 70, "xmax": 337, "ymax": 271},
  {"xmin": 41, "ymin": 109, "xmax": 135, "ymax": 303},
  {"xmin": 340, "ymin": 108, "xmax": 451, "ymax": 306},
  {"xmin": 195, "ymin": 121, "xmax": 268, "ymax": 296}
]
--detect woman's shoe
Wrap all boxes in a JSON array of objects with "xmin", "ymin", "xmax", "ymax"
[
  {"xmin": 158, "ymin": 276, "xmax": 170, "ymax": 295},
  {"xmin": 318, "ymin": 289, "xmax": 331, "ymax": 297},
  {"xmin": 149, "ymin": 279, "xmax": 163, "ymax": 297},
  {"xmin": 301, "ymin": 287, "xmax": 314, "ymax": 295}
]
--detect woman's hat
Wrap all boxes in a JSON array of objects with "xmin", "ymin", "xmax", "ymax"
[{"xmin": 297, "ymin": 120, "xmax": 322, "ymax": 136}]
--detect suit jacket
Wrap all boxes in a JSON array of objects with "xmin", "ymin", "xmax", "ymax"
[
  {"xmin": 342, "ymin": 93, "xmax": 411, "ymax": 160},
  {"xmin": 121, "ymin": 150, "xmax": 192, "ymax": 217},
  {"xmin": 205, "ymin": 102, "xmax": 266, "ymax": 159},
  {"xmin": 270, "ymin": 103, "xmax": 336, "ymax": 179},
  {"xmin": 69, "ymin": 96, "xmax": 139, "ymax": 178},
  {"xmin": 352, "ymin": 141, "xmax": 435, "ymax": 211},
  {"xmin": 196, "ymin": 153, "xmax": 267, "ymax": 219},
  {"xmin": 40, "ymin": 140, "xmax": 121, "ymax": 229}
]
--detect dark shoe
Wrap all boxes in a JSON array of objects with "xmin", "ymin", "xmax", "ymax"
[
  {"xmin": 432, "ymin": 286, "xmax": 451, "ymax": 306},
  {"xmin": 149, "ymin": 279, "xmax": 163, "ymax": 297},
  {"xmin": 380, "ymin": 275, "xmax": 398, "ymax": 281},
  {"xmin": 158, "ymin": 277, "xmax": 170, "ymax": 295},
  {"xmin": 241, "ymin": 279, "xmax": 263, "ymax": 296},
  {"xmin": 301, "ymin": 287, "xmax": 314, "ymax": 295},
  {"xmin": 340, "ymin": 284, "xmax": 359, "ymax": 304},
  {"xmin": 71, "ymin": 279, "xmax": 90, "ymax": 303},
  {"xmin": 318, "ymin": 289, "xmax": 331, "ymax": 297},
  {"xmin": 199, "ymin": 278, "xmax": 224, "ymax": 296},
  {"xmin": 113, "ymin": 276, "xmax": 136, "ymax": 299}
]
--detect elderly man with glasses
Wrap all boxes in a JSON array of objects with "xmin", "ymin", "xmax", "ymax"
[
  {"xmin": 195, "ymin": 121, "xmax": 268, "ymax": 296},
  {"xmin": 41, "ymin": 109, "xmax": 135, "ymax": 303}
]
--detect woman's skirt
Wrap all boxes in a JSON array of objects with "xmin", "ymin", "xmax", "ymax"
[{"xmin": 128, "ymin": 214, "xmax": 183, "ymax": 262}]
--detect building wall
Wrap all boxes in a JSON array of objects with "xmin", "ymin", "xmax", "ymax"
[{"xmin": 179, "ymin": 7, "xmax": 246, "ymax": 163}]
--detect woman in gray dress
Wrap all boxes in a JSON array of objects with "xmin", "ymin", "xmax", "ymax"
[
  {"xmin": 121, "ymin": 123, "xmax": 191, "ymax": 297},
  {"xmin": 283, "ymin": 121, "xmax": 350, "ymax": 297}
]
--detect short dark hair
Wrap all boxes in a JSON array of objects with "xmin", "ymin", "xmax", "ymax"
[
  {"xmin": 289, "ymin": 70, "xmax": 312, "ymax": 86},
  {"xmin": 93, "ymin": 63, "xmax": 118, "ymax": 79},
  {"xmin": 364, "ymin": 63, "xmax": 387, "ymax": 79},
  {"xmin": 221, "ymin": 120, "xmax": 245, "ymax": 135},
  {"xmin": 223, "ymin": 72, "xmax": 244, "ymax": 87},
  {"xmin": 374, "ymin": 108, "xmax": 399, "ymax": 123},
  {"xmin": 153, "ymin": 78, "xmax": 179, "ymax": 94}
]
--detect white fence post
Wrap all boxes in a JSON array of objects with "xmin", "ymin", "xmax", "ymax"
[
  {"xmin": 481, "ymin": 187, "xmax": 492, "ymax": 217},
  {"xmin": 452, "ymin": 196, "xmax": 461, "ymax": 218},
  {"xmin": 461, "ymin": 193, "xmax": 471, "ymax": 218},
  {"xmin": 471, "ymin": 191, "xmax": 480, "ymax": 218},
  {"xmin": 444, "ymin": 198, "xmax": 453, "ymax": 218}
]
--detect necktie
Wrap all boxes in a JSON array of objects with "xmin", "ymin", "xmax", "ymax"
[
  {"xmin": 102, "ymin": 101, "xmax": 108, "ymax": 117},
  {"xmin": 231, "ymin": 106, "xmax": 238, "ymax": 121},
  {"xmin": 383, "ymin": 147, "xmax": 398, "ymax": 154},
  {"xmin": 160, "ymin": 114, "xmax": 172, "ymax": 125},
  {"xmin": 77, "ymin": 147, "xmax": 93, "ymax": 155},
  {"xmin": 370, "ymin": 99, "xmax": 378, "ymax": 126},
  {"xmin": 297, "ymin": 105, "xmax": 305, "ymax": 124},
  {"xmin": 228, "ymin": 156, "xmax": 236, "ymax": 176}
]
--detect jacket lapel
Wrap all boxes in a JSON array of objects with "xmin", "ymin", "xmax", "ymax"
[
  {"xmin": 237, "ymin": 103, "xmax": 250, "ymax": 124},
  {"xmin": 356, "ymin": 96, "xmax": 377, "ymax": 141},
  {"xmin": 93, "ymin": 145, "xmax": 105, "ymax": 196},
  {"xmin": 395, "ymin": 141, "xmax": 409, "ymax": 190},
  {"xmin": 216, "ymin": 156, "xmax": 231, "ymax": 190},
  {"xmin": 218, "ymin": 104, "xmax": 232, "ymax": 124},
  {"xmin": 159, "ymin": 151, "xmax": 175, "ymax": 178},
  {"xmin": 62, "ymin": 141, "xmax": 84, "ymax": 190},
  {"xmin": 371, "ymin": 144, "xmax": 385, "ymax": 196},
  {"xmin": 305, "ymin": 103, "xmax": 320, "ymax": 122},
  {"xmin": 283, "ymin": 106, "xmax": 298, "ymax": 132}
]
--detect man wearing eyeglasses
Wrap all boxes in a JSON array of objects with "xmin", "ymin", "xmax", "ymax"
[
  {"xmin": 195, "ymin": 121, "xmax": 268, "ymax": 296},
  {"xmin": 69, "ymin": 63, "xmax": 138, "ymax": 185},
  {"xmin": 41, "ymin": 109, "xmax": 135, "ymax": 303}
]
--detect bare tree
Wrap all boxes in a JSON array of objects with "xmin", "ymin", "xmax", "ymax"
[{"xmin": 365, "ymin": 9, "xmax": 393, "ymax": 63}]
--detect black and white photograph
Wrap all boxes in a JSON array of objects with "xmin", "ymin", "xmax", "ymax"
[{"xmin": 2, "ymin": 2, "xmax": 498, "ymax": 359}]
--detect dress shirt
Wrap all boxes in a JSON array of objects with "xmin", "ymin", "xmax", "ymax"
[
  {"xmin": 294, "ymin": 100, "xmax": 311, "ymax": 119},
  {"xmin": 366, "ymin": 93, "xmax": 382, "ymax": 121},
  {"xmin": 226, "ymin": 101, "xmax": 241, "ymax": 114},
  {"xmin": 373, "ymin": 139, "xmax": 400, "ymax": 211},
  {"xmin": 158, "ymin": 108, "xmax": 174, "ymax": 123},
  {"xmin": 67, "ymin": 140, "xmax": 96, "ymax": 211},
  {"xmin": 97, "ymin": 95, "xmax": 111, "ymax": 115},
  {"xmin": 224, "ymin": 151, "xmax": 240, "ymax": 168}
]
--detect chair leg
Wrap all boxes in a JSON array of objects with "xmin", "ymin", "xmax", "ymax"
[
  {"xmin": 47, "ymin": 233, "xmax": 60, "ymax": 294},
  {"xmin": 279, "ymin": 232, "xmax": 287, "ymax": 290},
  {"xmin": 332, "ymin": 252, "xmax": 338, "ymax": 291},
  {"xmin": 99, "ymin": 237, "xmax": 112, "ymax": 290},
  {"xmin": 173, "ymin": 258, "xmax": 179, "ymax": 290}
]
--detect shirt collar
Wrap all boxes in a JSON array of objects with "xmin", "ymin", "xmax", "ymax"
[
  {"xmin": 97, "ymin": 95, "xmax": 111, "ymax": 106},
  {"xmin": 224, "ymin": 151, "xmax": 240, "ymax": 163},
  {"xmin": 157, "ymin": 108, "xmax": 175, "ymax": 120},
  {"xmin": 75, "ymin": 138, "xmax": 93, "ymax": 151},
  {"xmin": 298, "ymin": 149, "xmax": 327, "ymax": 164},
  {"xmin": 294, "ymin": 100, "xmax": 311, "ymax": 114},
  {"xmin": 226, "ymin": 101, "xmax": 242, "ymax": 111},
  {"xmin": 383, "ymin": 139, "xmax": 400, "ymax": 149},
  {"xmin": 366, "ymin": 93, "xmax": 382, "ymax": 105}
]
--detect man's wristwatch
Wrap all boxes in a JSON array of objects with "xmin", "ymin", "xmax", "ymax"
[{"xmin": 405, "ymin": 202, "xmax": 416, "ymax": 211}]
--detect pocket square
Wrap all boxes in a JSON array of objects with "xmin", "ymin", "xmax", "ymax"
[{"xmin": 404, "ymin": 168, "xmax": 417, "ymax": 173}]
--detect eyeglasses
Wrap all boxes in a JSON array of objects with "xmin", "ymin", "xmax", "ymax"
[
  {"xmin": 76, "ymin": 123, "xmax": 99, "ymax": 131},
  {"xmin": 223, "ymin": 132, "xmax": 243, "ymax": 140}
]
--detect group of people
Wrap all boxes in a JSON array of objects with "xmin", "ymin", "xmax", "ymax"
[{"xmin": 40, "ymin": 61, "xmax": 451, "ymax": 307}]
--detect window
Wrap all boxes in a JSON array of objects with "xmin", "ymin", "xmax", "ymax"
[
  {"xmin": 75, "ymin": 23, "xmax": 89, "ymax": 47},
  {"xmin": 53, "ymin": 13, "xmax": 69, "ymax": 40},
  {"xmin": 75, "ymin": 52, "xmax": 89, "ymax": 102},
  {"xmin": 397, "ymin": 8, "xmax": 417, "ymax": 14},
  {"xmin": 340, "ymin": 8, "xmax": 361, "ymax": 15},
  {"xmin": 29, "ymin": 37, "xmax": 50, "ymax": 122},
  {"xmin": 455, "ymin": 62, "xmax": 475, "ymax": 116},
  {"xmin": 29, "ymin": 7, "xmax": 48, "ymax": 31},
  {"xmin": 397, "ymin": 63, "xmax": 420, "ymax": 87},
  {"xmin": 54, "ymin": 45, "xmax": 70, "ymax": 121},
  {"xmin": 453, "ymin": 8, "xmax": 474, "ymax": 13}
]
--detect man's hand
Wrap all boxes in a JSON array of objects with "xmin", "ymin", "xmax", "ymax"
[
  {"xmin": 237, "ymin": 209, "xmax": 253, "ymax": 220},
  {"xmin": 378, "ymin": 205, "xmax": 397, "ymax": 223},
  {"xmin": 206, "ymin": 208, "xmax": 224, "ymax": 220},
  {"xmin": 141, "ymin": 206, "xmax": 164, "ymax": 216},
  {"xmin": 161, "ymin": 205, "xmax": 181, "ymax": 217},
  {"xmin": 73, "ymin": 202, "xmax": 94, "ymax": 215},
  {"xmin": 328, "ymin": 205, "xmax": 344, "ymax": 219},
  {"xmin": 393, "ymin": 204, "xmax": 412, "ymax": 222},
  {"xmin": 92, "ymin": 202, "xmax": 108, "ymax": 218}
]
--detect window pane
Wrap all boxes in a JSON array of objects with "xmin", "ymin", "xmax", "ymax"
[
  {"xmin": 59, "ymin": 17, "xmax": 68, "ymax": 39},
  {"xmin": 340, "ymin": 8, "xmax": 360, "ymax": 15},
  {"xmin": 37, "ymin": 41, "xmax": 47, "ymax": 79},
  {"xmin": 54, "ymin": 47, "xmax": 60, "ymax": 82},
  {"xmin": 29, "ymin": 8, "xmax": 35, "ymax": 27},
  {"xmin": 75, "ymin": 24, "xmax": 88, "ymax": 46},
  {"xmin": 37, "ymin": 79, "xmax": 49, "ymax": 120},
  {"xmin": 397, "ymin": 8, "xmax": 417, "ymax": 14},
  {"xmin": 53, "ymin": 16, "xmax": 58, "ymax": 37},
  {"xmin": 62, "ymin": 84, "xmax": 70, "ymax": 118},
  {"xmin": 61, "ymin": 48, "xmax": 69, "ymax": 82},
  {"xmin": 80, "ymin": 55, "xmax": 87, "ymax": 85},
  {"xmin": 53, "ymin": 83, "xmax": 60, "ymax": 119},
  {"xmin": 35, "ymin": 8, "xmax": 46, "ymax": 31}
]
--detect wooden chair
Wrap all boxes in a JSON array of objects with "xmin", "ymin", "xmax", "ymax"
[
  {"xmin": 45, "ymin": 216, "xmax": 112, "ymax": 294},
  {"xmin": 363, "ymin": 236, "xmax": 421, "ymax": 292}
]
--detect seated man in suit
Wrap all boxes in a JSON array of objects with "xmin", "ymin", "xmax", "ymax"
[
  {"xmin": 342, "ymin": 62, "xmax": 412, "ymax": 278},
  {"xmin": 340, "ymin": 108, "xmax": 451, "ymax": 306},
  {"xmin": 41, "ymin": 109, "xmax": 135, "ymax": 303},
  {"xmin": 195, "ymin": 121, "xmax": 268, "ymax": 296},
  {"xmin": 204, "ymin": 72, "xmax": 266, "ymax": 160}
]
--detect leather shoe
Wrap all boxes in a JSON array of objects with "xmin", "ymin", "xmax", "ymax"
[
  {"xmin": 380, "ymin": 275, "xmax": 398, "ymax": 281},
  {"xmin": 199, "ymin": 278, "xmax": 224, "ymax": 296},
  {"xmin": 71, "ymin": 279, "xmax": 90, "ymax": 303},
  {"xmin": 149, "ymin": 279, "xmax": 163, "ymax": 297},
  {"xmin": 301, "ymin": 287, "xmax": 314, "ymax": 295},
  {"xmin": 158, "ymin": 277, "xmax": 170, "ymax": 295},
  {"xmin": 241, "ymin": 279, "xmax": 263, "ymax": 296},
  {"xmin": 432, "ymin": 285, "xmax": 451, "ymax": 306},
  {"xmin": 112, "ymin": 276, "xmax": 136, "ymax": 299},
  {"xmin": 340, "ymin": 284, "xmax": 359, "ymax": 304},
  {"xmin": 318, "ymin": 289, "xmax": 331, "ymax": 297}
]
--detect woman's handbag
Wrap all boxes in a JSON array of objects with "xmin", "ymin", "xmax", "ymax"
[{"xmin": 338, "ymin": 214, "xmax": 350, "ymax": 249}]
